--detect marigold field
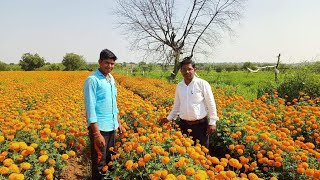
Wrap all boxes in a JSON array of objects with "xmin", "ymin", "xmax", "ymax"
[{"xmin": 0, "ymin": 71, "xmax": 319, "ymax": 180}]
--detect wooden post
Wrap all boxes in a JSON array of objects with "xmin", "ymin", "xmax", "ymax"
[{"xmin": 275, "ymin": 54, "xmax": 280, "ymax": 82}]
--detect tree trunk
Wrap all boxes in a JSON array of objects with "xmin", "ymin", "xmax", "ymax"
[{"xmin": 170, "ymin": 50, "xmax": 181, "ymax": 80}]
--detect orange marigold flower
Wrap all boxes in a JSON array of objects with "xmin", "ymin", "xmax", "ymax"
[
  {"xmin": 185, "ymin": 167, "xmax": 195, "ymax": 176},
  {"xmin": 161, "ymin": 156, "xmax": 170, "ymax": 164}
]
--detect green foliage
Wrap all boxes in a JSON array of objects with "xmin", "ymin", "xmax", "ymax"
[
  {"xmin": 38, "ymin": 63, "xmax": 65, "ymax": 71},
  {"xmin": 242, "ymin": 62, "xmax": 257, "ymax": 71},
  {"xmin": 277, "ymin": 69, "xmax": 320, "ymax": 103},
  {"xmin": 62, "ymin": 53, "xmax": 86, "ymax": 71},
  {"xmin": 257, "ymin": 82, "xmax": 278, "ymax": 99},
  {"xmin": 313, "ymin": 61, "xmax": 320, "ymax": 73},
  {"xmin": 0, "ymin": 61, "xmax": 8, "ymax": 71},
  {"xmin": 84, "ymin": 63, "xmax": 99, "ymax": 71},
  {"xmin": 6, "ymin": 64, "xmax": 22, "ymax": 71},
  {"xmin": 304, "ymin": 60, "xmax": 320, "ymax": 73},
  {"xmin": 19, "ymin": 53, "xmax": 46, "ymax": 71},
  {"xmin": 214, "ymin": 66, "xmax": 223, "ymax": 73}
]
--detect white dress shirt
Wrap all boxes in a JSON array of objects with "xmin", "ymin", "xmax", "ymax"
[{"xmin": 167, "ymin": 77, "xmax": 219, "ymax": 126}]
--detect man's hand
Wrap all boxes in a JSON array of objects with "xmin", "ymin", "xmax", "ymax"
[
  {"xmin": 160, "ymin": 118, "xmax": 170, "ymax": 124},
  {"xmin": 94, "ymin": 134, "xmax": 106, "ymax": 147},
  {"xmin": 207, "ymin": 125, "xmax": 216, "ymax": 135},
  {"xmin": 118, "ymin": 123, "xmax": 124, "ymax": 134}
]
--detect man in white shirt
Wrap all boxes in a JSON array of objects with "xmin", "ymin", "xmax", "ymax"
[{"xmin": 161, "ymin": 57, "xmax": 219, "ymax": 148}]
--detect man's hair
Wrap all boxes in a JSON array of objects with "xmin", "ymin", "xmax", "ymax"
[
  {"xmin": 99, "ymin": 49, "xmax": 117, "ymax": 61},
  {"xmin": 180, "ymin": 56, "xmax": 195, "ymax": 69}
]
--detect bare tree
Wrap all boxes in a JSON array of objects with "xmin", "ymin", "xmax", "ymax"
[{"xmin": 115, "ymin": 0, "xmax": 246, "ymax": 80}]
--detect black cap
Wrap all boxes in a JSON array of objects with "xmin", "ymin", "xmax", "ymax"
[{"xmin": 99, "ymin": 49, "xmax": 117, "ymax": 60}]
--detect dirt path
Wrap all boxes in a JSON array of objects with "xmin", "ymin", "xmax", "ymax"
[{"xmin": 60, "ymin": 154, "xmax": 91, "ymax": 180}]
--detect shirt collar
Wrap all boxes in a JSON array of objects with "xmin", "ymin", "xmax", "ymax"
[
  {"xmin": 182, "ymin": 76, "xmax": 198, "ymax": 86},
  {"xmin": 95, "ymin": 69, "xmax": 113, "ymax": 79}
]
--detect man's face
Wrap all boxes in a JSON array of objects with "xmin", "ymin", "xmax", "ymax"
[
  {"xmin": 99, "ymin": 59, "xmax": 115, "ymax": 74},
  {"xmin": 180, "ymin": 63, "xmax": 195, "ymax": 82}
]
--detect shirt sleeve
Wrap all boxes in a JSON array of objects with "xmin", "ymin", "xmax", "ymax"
[
  {"xmin": 167, "ymin": 85, "xmax": 180, "ymax": 121},
  {"xmin": 203, "ymin": 81, "xmax": 219, "ymax": 126},
  {"xmin": 111, "ymin": 75, "xmax": 119, "ymax": 114},
  {"xmin": 114, "ymin": 84, "xmax": 119, "ymax": 114},
  {"xmin": 84, "ymin": 77, "xmax": 97, "ymax": 124}
]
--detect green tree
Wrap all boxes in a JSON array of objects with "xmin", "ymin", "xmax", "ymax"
[
  {"xmin": 62, "ymin": 53, "xmax": 86, "ymax": 71},
  {"xmin": 19, "ymin": 53, "xmax": 45, "ymax": 71},
  {"xmin": 242, "ymin": 62, "xmax": 257, "ymax": 71},
  {"xmin": 0, "ymin": 61, "xmax": 8, "ymax": 71}
]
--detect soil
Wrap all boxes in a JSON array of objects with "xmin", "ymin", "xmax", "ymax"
[{"xmin": 59, "ymin": 154, "xmax": 91, "ymax": 180}]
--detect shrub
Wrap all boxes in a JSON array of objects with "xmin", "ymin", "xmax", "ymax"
[
  {"xmin": 277, "ymin": 69, "xmax": 320, "ymax": 103},
  {"xmin": 0, "ymin": 61, "xmax": 8, "ymax": 71}
]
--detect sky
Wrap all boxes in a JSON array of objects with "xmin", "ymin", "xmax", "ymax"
[{"xmin": 0, "ymin": 0, "xmax": 320, "ymax": 64}]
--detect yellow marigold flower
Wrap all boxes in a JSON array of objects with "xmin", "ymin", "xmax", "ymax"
[
  {"xmin": 18, "ymin": 142, "xmax": 28, "ymax": 150},
  {"xmin": 61, "ymin": 154, "xmax": 69, "ymax": 160},
  {"xmin": 68, "ymin": 150, "xmax": 76, "ymax": 157},
  {"xmin": 132, "ymin": 163, "xmax": 138, "ymax": 169},
  {"xmin": 185, "ymin": 167, "xmax": 195, "ymax": 176},
  {"xmin": 139, "ymin": 136, "xmax": 148, "ymax": 143},
  {"xmin": 3, "ymin": 158, "xmax": 14, "ymax": 167},
  {"xmin": 165, "ymin": 174, "xmax": 176, "ymax": 180},
  {"xmin": 248, "ymin": 173, "xmax": 259, "ymax": 180},
  {"xmin": 194, "ymin": 171, "xmax": 207, "ymax": 180},
  {"xmin": 0, "ymin": 136, "xmax": 5, "ymax": 143},
  {"xmin": 136, "ymin": 146, "xmax": 144, "ymax": 153},
  {"xmin": 26, "ymin": 146, "xmax": 35, "ymax": 154},
  {"xmin": 125, "ymin": 160, "xmax": 133, "ymax": 170},
  {"xmin": 226, "ymin": 171, "xmax": 236, "ymax": 179},
  {"xmin": 44, "ymin": 168, "xmax": 52, "ymax": 175},
  {"xmin": 9, "ymin": 164, "xmax": 20, "ymax": 173},
  {"xmin": 53, "ymin": 142, "xmax": 60, "ymax": 148},
  {"xmin": 38, "ymin": 155, "xmax": 49, "ymax": 163},
  {"xmin": 50, "ymin": 133, "xmax": 57, "ymax": 138},
  {"xmin": 184, "ymin": 141, "xmax": 192, "ymax": 147},
  {"xmin": 58, "ymin": 134, "xmax": 66, "ymax": 141},
  {"xmin": 8, "ymin": 173, "xmax": 24, "ymax": 180},
  {"xmin": 46, "ymin": 173, "xmax": 53, "ymax": 180},
  {"xmin": 160, "ymin": 169, "xmax": 168, "ymax": 178},
  {"xmin": 49, "ymin": 167, "xmax": 55, "ymax": 174},
  {"xmin": 30, "ymin": 143, "xmax": 38, "ymax": 148},
  {"xmin": 0, "ymin": 166, "xmax": 10, "ymax": 175},
  {"xmin": 40, "ymin": 150, "xmax": 47, "ymax": 155},
  {"xmin": 143, "ymin": 154, "xmax": 151, "ymax": 162},
  {"xmin": 9, "ymin": 142, "xmax": 20, "ymax": 151},
  {"xmin": 20, "ymin": 162, "xmax": 31, "ymax": 170},
  {"xmin": 49, "ymin": 159, "xmax": 56, "ymax": 165},
  {"xmin": 43, "ymin": 128, "xmax": 51, "ymax": 135},
  {"xmin": 177, "ymin": 174, "xmax": 187, "ymax": 180}
]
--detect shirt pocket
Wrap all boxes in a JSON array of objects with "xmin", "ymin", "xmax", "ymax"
[
  {"xmin": 192, "ymin": 104, "xmax": 201, "ymax": 117},
  {"xmin": 191, "ymin": 89, "xmax": 203, "ymax": 104}
]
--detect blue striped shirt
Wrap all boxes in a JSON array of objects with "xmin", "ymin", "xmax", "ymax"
[{"xmin": 84, "ymin": 70, "xmax": 119, "ymax": 131}]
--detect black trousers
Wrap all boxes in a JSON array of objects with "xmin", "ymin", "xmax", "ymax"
[
  {"xmin": 88, "ymin": 128, "xmax": 115, "ymax": 180},
  {"xmin": 179, "ymin": 119, "xmax": 209, "ymax": 148}
]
